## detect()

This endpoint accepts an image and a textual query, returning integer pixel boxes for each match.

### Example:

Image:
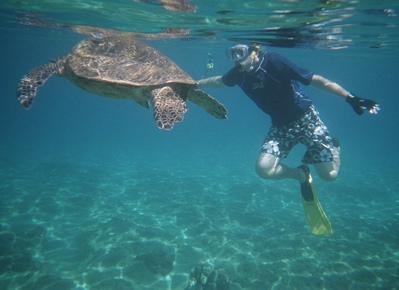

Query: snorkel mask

[226,44,250,63]
[227,43,262,71]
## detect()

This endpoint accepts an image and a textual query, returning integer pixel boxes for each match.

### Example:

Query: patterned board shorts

[261,106,340,164]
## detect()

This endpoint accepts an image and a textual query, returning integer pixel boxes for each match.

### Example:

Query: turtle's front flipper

[17,58,65,108]
[187,88,227,119]
[149,86,187,130]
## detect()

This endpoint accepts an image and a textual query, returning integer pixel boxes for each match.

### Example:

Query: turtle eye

[90,32,104,39]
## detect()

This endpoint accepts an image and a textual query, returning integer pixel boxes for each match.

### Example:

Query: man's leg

[313,155,340,181]
[299,106,341,182]
[256,152,306,182]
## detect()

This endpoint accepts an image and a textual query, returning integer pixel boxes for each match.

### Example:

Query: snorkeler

[197,44,380,235]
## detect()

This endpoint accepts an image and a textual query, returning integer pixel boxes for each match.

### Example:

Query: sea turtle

[17,26,227,130]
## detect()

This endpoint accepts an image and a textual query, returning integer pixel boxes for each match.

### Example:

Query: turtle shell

[67,34,194,87]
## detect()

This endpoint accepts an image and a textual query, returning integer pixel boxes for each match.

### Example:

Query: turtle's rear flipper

[149,86,187,130]
[187,88,227,119]
[17,59,65,108]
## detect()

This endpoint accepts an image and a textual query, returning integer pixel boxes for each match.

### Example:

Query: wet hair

[244,44,263,60]
[249,43,261,53]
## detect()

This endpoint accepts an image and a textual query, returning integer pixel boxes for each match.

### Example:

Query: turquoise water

[1,1,399,289]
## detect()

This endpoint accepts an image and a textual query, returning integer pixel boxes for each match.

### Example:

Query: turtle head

[149,86,188,130]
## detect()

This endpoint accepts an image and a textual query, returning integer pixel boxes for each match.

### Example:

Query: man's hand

[196,76,225,88]
[346,95,381,115]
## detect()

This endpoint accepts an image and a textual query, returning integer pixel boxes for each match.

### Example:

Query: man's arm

[197,75,226,88]
[310,74,380,115]
[310,74,351,99]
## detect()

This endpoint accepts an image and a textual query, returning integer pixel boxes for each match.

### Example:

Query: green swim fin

[299,166,333,236]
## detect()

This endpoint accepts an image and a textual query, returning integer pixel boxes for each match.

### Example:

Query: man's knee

[255,154,278,179]
[317,168,339,181]
[314,159,340,181]
[255,162,274,179]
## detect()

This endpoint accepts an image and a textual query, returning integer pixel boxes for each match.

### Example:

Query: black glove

[346,94,379,115]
